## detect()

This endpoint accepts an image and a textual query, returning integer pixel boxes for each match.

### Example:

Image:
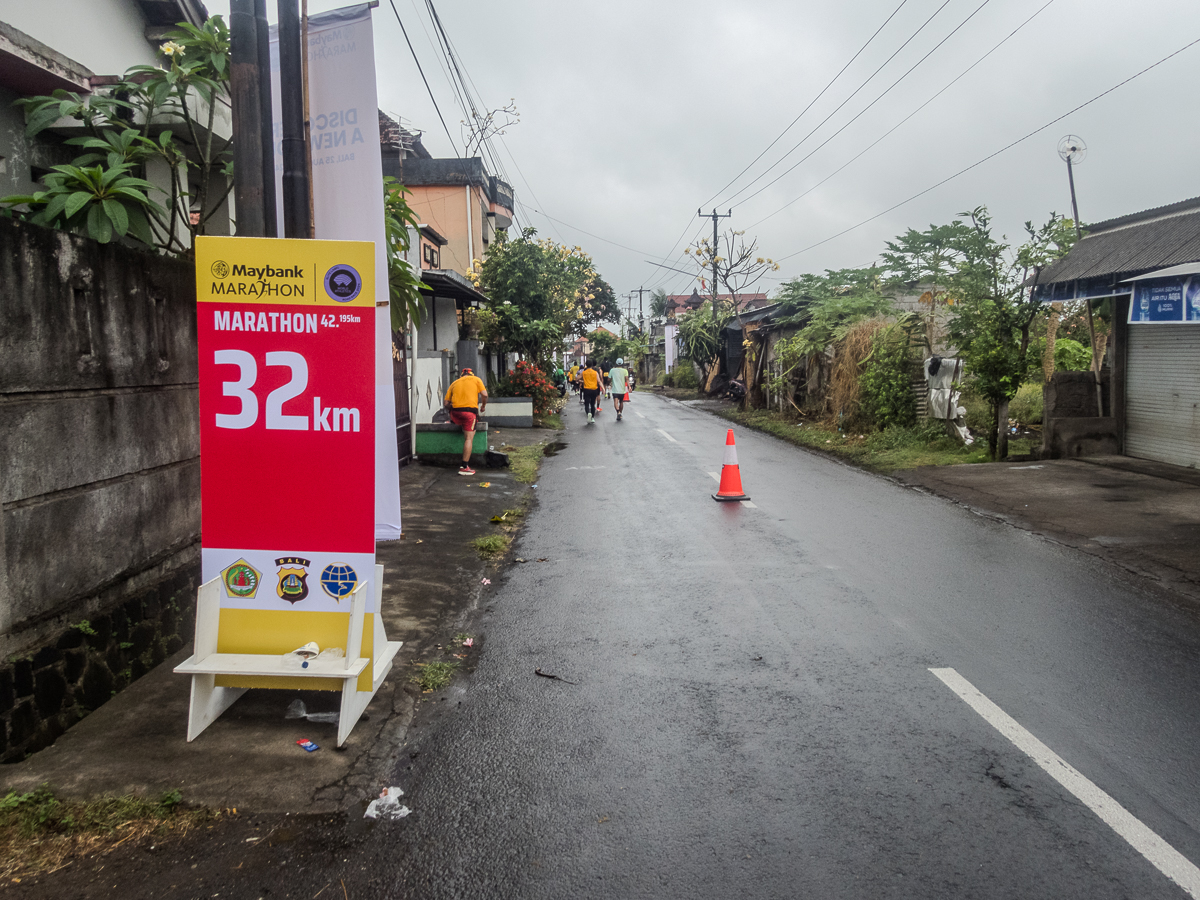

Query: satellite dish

[1058,135,1087,164]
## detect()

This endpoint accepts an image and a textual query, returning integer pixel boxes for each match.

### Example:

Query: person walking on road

[580,360,603,424]
[609,358,631,421]
[444,367,488,475]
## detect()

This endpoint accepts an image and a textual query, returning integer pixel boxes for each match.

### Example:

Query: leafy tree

[683,229,779,388]
[587,328,618,361]
[774,266,894,356]
[577,276,620,331]
[1,18,233,253]
[468,228,601,367]
[881,222,971,353]
[676,300,731,365]
[649,288,669,321]
[1053,337,1091,372]
[947,207,1076,459]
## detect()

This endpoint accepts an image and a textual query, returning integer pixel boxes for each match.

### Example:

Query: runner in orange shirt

[443,367,488,475]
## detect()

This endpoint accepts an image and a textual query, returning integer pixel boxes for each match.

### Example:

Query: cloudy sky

[208,0,1200,306]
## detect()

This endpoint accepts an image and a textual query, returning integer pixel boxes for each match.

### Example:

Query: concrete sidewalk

[0,428,556,813]
[894,456,1200,604]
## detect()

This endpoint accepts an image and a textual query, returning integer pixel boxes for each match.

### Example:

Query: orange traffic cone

[712,429,750,502]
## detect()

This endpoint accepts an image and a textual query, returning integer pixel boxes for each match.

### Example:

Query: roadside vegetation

[0,786,216,879]
[715,408,1036,472]
[506,444,545,484]
[473,534,510,558]
[659,204,1081,463]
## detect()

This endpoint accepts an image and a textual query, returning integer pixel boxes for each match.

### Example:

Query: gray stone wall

[0,217,201,760]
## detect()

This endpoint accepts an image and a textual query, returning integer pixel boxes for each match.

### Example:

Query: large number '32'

[214,350,309,430]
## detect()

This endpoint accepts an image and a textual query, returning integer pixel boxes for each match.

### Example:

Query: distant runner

[443,367,488,476]
[580,360,602,424]
[609,358,630,421]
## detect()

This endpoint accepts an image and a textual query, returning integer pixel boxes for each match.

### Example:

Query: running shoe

[587,413,594,424]
[458,465,475,475]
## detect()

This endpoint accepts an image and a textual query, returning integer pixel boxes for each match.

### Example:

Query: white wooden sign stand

[174,564,401,746]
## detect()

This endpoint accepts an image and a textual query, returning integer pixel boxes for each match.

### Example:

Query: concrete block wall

[0,217,201,760]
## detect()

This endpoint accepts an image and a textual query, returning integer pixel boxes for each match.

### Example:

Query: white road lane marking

[635,411,646,419]
[741,501,758,508]
[931,667,1200,898]
[657,429,678,443]
[707,472,720,481]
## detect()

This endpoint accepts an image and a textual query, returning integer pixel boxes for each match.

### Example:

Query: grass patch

[411,660,459,693]
[0,786,216,879]
[473,533,510,558]
[508,444,544,484]
[715,408,1035,472]
[533,413,563,430]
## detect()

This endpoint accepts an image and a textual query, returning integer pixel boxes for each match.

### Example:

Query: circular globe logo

[320,563,358,600]
[211,260,230,279]
[324,264,362,302]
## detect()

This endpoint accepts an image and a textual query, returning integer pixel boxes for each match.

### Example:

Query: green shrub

[672,365,699,389]
[1054,338,1091,372]
[1008,382,1044,425]
[858,330,916,429]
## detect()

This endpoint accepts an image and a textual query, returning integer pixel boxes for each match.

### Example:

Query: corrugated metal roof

[1038,208,1200,285]
[1089,196,1200,233]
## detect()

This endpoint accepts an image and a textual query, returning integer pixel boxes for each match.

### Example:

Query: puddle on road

[543,441,568,457]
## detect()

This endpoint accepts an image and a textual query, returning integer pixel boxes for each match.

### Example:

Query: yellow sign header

[195,236,375,308]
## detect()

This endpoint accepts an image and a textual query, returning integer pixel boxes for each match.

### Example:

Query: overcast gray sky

[208,0,1200,304]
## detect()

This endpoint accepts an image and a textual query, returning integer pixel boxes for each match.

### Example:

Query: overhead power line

[775,35,1200,263]
[731,0,995,211]
[701,0,911,208]
[386,0,458,155]
[747,0,1057,230]
[717,0,954,208]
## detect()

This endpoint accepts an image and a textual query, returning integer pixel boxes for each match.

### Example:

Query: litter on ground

[364,787,411,821]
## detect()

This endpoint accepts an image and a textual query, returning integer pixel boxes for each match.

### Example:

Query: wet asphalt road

[362,393,1200,899]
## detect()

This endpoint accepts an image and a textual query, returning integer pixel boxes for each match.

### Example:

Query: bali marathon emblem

[221,559,262,599]
[320,563,359,601]
[275,557,311,604]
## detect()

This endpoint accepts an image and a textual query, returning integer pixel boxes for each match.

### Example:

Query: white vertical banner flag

[271,4,403,540]
[664,323,677,373]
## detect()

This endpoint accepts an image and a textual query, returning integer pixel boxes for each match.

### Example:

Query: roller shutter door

[1125,325,1200,468]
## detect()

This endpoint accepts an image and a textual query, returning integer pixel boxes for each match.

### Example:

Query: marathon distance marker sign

[196,236,377,689]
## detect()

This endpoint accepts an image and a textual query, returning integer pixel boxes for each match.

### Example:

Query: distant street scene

[1,0,1199,897]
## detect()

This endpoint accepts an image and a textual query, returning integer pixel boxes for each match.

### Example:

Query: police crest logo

[274,557,311,603]
[320,563,358,601]
[221,559,262,598]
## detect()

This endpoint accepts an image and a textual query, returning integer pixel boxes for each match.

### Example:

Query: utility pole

[698,208,731,321]
[254,0,276,236]
[1058,135,1101,414]
[229,0,267,236]
[278,0,312,238]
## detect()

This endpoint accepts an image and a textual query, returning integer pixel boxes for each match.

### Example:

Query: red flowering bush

[492,360,559,416]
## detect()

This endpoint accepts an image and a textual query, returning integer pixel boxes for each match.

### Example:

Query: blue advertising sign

[1128,277,1200,323]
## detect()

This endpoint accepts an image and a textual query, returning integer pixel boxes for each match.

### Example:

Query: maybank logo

[228,263,305,279]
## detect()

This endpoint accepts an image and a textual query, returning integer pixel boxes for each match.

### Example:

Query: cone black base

[712,493,750,502]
